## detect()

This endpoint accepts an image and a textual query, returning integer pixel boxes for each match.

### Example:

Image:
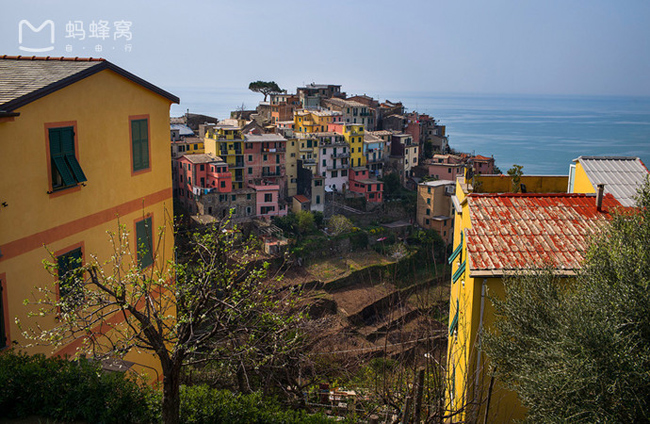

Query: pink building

[426,162,465,182]
[349,167,384,203]
[471,154,496,175]
[249,181,287,218]
[173,153,232,213]
[243,131,287,195]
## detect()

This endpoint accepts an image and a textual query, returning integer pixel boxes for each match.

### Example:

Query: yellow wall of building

[446,180,527,422]
[475,175,569,194]
[343,124,366,168]
[0,69,175,380]
[570,161,596,194]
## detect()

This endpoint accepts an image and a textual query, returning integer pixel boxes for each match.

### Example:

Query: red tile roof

[294,195,310,203]
[465,193,621,275]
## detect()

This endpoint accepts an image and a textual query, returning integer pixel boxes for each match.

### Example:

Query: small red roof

[294,195,310,203]
[473,155,493,161]
[465,193,621,274]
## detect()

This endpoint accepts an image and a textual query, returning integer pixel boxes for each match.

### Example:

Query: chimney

[596,184,605,211]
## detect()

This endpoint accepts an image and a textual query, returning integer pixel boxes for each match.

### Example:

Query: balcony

[230,161,245,169]
[331,152,350,159]
[262,171,283,177]
[302,158,316,166]
[263,147,286,153]
[327,163,349,171]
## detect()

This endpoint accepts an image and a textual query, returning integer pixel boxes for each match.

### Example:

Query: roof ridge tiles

[1,55,105,61]
[469,192,599,198]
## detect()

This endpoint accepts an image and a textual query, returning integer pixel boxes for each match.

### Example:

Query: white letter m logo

[19,20,55,52]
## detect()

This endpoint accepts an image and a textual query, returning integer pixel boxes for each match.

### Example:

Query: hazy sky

[3,0,650,99]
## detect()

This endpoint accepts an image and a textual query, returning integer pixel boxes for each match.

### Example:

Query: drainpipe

[596,184,605,211]
[474,279,487,404]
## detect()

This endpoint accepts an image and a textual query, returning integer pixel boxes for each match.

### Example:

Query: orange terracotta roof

[465,193,621,274]
[294,195,310,203]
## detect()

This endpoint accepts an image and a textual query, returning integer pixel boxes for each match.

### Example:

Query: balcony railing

[327,163,349,171]
[331,152,350,159]
[230,162,245,169]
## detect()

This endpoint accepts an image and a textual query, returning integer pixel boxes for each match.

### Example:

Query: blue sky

[2,0,650,99]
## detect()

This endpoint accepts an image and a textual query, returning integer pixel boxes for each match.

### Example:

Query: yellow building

[416,180,454,244]
[203,124,245,189]
[0,56,178,380]
[446,172,620,422]
[293,109,341,134]
[568,155,649,207]
[328,122,365,168]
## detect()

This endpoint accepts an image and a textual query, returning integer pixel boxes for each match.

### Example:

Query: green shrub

[180,385,330,424]
[0,351,155,423]
[348,231,368,250]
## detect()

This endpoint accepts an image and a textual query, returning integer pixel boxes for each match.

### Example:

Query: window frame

[45,122,85,196]
[55,243,85,313]
[129,115,152,175]
[134,215,154,270]
[0,273,9,349]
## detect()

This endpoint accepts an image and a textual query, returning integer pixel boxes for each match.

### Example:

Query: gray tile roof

[575,156,649,207]
[182,153,225,164]
[0,55,178,111]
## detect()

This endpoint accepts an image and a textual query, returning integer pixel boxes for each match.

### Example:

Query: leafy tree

[423,140,434,159]
[506,164,523,193]
[27,217,306,424]
[382,172,402,198]
[483,180,650,423]
[296,210,315,235]
[328,214,354,236]
[248,81,283,102]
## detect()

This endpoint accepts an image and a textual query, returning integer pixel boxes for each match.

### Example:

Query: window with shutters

[130,116,150,173]
[57,247,84,311]
[135,216,154,269]
[0,276,8,349]
[48,126,87,191]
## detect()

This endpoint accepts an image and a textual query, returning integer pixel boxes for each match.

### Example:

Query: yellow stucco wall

[446,180,527,422]
[475,175,569,193]
[0,68,175,381]
[570,161,596,194]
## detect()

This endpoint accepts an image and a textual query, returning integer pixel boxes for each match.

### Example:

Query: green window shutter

[52,156,76,186]
[65,154,87,183]
[136,217,154,269]
[132,119,149,171]
[448,232,463,264]
[0,280,6,347]
[449,299,459,335]
[49,127,80,187]
[58,248,83,309]
[452,260,466,283]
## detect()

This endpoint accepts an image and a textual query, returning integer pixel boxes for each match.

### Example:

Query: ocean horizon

[169,88,650,177]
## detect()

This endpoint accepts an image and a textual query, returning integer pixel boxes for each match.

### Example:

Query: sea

[169,88,650,176]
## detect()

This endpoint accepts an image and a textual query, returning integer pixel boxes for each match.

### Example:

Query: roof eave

[469,269,578,278]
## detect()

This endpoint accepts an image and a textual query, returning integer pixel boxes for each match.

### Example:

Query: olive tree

[484,180,650,422]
